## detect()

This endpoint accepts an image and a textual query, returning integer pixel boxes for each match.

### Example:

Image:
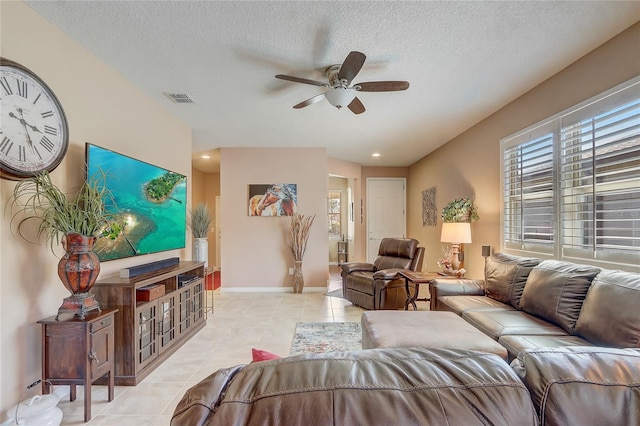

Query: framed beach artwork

[248,184,298,216]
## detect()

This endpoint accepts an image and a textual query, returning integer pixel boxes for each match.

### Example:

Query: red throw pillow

[251,348,281,362]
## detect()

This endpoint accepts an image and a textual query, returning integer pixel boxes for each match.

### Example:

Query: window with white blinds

[501,77,640,272]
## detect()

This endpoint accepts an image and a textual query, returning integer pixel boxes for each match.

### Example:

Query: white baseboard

[220,286,327,294]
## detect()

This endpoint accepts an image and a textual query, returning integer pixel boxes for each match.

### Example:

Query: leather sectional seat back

[575,269,640,348]
[171,348,538,426]
[519,260,601,334]
[484,252,540,309]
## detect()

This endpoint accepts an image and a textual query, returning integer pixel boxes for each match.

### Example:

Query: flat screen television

[85,143,187,261]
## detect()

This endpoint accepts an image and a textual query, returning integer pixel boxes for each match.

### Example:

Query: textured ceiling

[25,1,640,172]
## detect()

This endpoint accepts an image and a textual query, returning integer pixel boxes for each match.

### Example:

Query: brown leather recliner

[341,237,424,310]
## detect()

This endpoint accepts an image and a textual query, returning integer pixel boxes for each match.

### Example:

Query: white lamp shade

[441,222,472,244]
[325,88,356,109]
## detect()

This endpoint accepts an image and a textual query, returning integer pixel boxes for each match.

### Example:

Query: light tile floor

[58,286,368,425]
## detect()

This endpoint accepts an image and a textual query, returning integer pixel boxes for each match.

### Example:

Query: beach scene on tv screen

[87,144,187,261]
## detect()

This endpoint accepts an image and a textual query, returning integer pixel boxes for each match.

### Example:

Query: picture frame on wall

[248,184,298,216]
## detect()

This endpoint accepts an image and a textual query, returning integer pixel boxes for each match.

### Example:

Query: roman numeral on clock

[17,80,28,98]
[18,145,26,162]
[44,125,58,136]
[0,137,13,155]
[41,110,54,119]
[0,77,13,95]
[40,136,55,152]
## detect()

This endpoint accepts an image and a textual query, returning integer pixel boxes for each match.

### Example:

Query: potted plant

[441,196,479,223]
[188,202,212,267]
[7,170,116,318]
[288,213,315,293]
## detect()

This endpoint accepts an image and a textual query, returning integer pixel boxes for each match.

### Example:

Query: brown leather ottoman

[361,311,509,361]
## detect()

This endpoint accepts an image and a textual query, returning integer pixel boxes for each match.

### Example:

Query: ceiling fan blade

[293,93,326,109]
[355,81,410,92]
[275,74,329,87]
[338,51,366,84]
[347,97,365,115]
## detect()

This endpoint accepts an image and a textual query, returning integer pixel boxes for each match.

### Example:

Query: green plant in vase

[7,170,117,318]
[441,196,479,223]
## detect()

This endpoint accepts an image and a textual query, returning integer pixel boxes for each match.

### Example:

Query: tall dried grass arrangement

[188,203,212,238]
[289,213,315,261]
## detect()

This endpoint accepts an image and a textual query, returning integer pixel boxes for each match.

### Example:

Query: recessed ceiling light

[372,152,381,157]
[201,155,210,159]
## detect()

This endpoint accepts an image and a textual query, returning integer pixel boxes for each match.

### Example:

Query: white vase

[193,238,208,267]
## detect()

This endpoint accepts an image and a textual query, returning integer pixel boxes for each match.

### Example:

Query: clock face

[0,58,69,179]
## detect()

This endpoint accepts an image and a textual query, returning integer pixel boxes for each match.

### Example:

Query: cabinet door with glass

[137,303,157,370]
[178,285,192,336]
[157,293,178,355]
[190,280,205,326]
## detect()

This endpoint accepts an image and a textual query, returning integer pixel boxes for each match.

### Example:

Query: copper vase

[58,233,101,294]
[56,233,101,319]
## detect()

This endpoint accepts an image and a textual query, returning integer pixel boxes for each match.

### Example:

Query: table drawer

[90,315,113,333]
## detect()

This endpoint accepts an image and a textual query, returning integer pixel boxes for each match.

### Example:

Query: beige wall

[1,2,192,416]
[407,22,640,280]
[220,148,328,290]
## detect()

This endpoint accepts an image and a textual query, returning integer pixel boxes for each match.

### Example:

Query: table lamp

[440,222,472,271]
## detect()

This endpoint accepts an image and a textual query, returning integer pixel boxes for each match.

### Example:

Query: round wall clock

[0,57,69,180]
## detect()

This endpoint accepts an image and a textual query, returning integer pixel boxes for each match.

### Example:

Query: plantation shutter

[560,94,640,267]
[502,122,556,255]
[502,77,640,271]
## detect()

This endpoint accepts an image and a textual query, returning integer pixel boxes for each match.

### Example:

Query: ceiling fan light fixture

[325,88,356,109]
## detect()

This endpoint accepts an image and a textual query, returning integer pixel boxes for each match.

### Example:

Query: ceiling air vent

[163,92,195,104]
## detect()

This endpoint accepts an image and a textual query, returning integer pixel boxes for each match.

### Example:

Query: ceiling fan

[275,51,409,114]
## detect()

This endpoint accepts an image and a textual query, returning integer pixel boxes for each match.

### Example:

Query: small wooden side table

[38,308,118,422]
[398,271,457,310]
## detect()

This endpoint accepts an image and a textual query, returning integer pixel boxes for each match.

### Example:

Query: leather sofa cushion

[520,260,600,333]
[171,348,537,426]
[438,295,516,315]
[575,269,640,348]
[512,347,640,426]
[462,310,568,341]
[498,334,591,361]
[484,253,540,309]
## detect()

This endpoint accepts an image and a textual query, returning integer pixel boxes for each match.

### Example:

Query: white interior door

[366,178,406,262]
[215,196,221,269]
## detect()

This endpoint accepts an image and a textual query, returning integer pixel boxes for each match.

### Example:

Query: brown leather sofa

[171,346,640,425]
[430,252,640,360]
[171,347,538,425]
[341,237,424,310]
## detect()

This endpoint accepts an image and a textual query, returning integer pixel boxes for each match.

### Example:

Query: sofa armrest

[511,346,640,425]
[429,279,485,311]
[171,364,245,425]
[341,262,375,274]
